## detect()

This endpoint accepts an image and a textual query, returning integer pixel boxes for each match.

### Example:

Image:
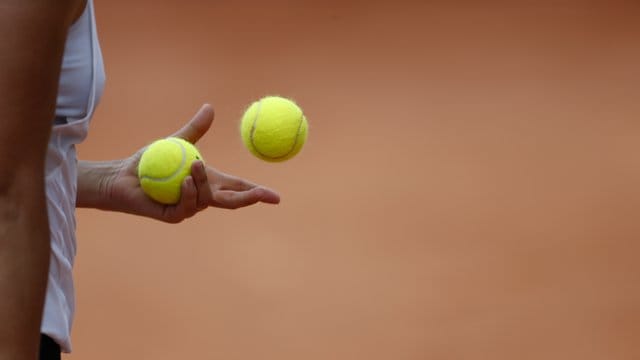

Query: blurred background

[68,0,640,359]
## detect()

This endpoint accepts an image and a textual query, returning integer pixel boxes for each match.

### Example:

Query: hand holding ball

[137,97,307,204]
[137,137,203,204]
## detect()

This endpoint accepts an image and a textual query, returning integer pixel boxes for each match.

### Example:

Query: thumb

[171,103,215,144]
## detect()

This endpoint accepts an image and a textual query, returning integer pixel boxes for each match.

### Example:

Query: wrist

[76,160,124,210]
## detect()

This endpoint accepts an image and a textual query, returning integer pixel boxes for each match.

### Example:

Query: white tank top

[42,0,105,352]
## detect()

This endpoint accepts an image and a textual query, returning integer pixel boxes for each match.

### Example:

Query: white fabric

[41,0,105,352]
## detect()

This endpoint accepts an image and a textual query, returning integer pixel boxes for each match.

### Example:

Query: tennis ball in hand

[240,96,308,162]
[137,137,203,204]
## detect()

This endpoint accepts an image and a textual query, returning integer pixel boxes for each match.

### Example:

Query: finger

[220,176,279,201]
[212,187,280,209]
[254,187,281,204]
[171,103,215,144]
[191,160,212,210]
[206,167,258,191]
[163,176,198,223]
[219,174,257,192]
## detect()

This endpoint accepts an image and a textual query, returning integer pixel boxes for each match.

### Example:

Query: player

[0,1,279,359]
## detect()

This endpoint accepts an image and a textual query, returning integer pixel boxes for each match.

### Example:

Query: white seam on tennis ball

[249,98,263,149]
[139,138,187,182]
[249,100,304,160]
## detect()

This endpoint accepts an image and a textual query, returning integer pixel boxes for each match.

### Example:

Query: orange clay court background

[68,1,640,359]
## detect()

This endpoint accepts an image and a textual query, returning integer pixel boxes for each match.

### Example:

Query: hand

[102,104,280,223]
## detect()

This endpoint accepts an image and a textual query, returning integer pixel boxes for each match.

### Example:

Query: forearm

[76,159,124,210]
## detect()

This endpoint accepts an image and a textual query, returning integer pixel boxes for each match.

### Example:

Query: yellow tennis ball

[240,96,308,162]
[137,137,203,204]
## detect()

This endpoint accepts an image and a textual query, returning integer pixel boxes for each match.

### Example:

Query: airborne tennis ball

[240,96,308,162]
[138,137,203,204]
